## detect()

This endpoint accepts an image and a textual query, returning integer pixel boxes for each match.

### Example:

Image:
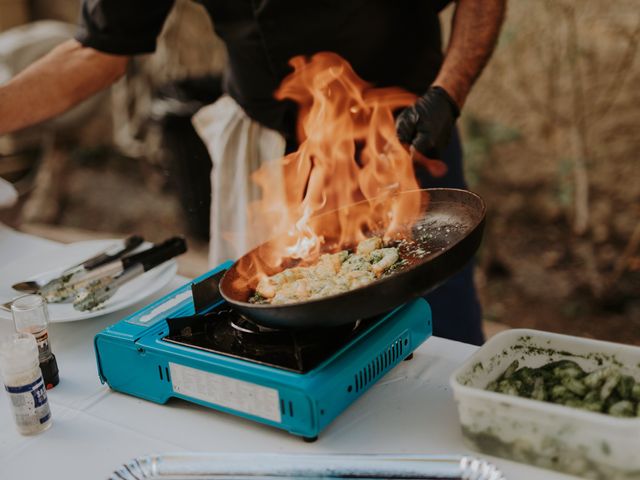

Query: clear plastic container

[450,329,640,480]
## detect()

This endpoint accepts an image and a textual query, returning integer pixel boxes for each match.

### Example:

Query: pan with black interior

[219,188,485,329]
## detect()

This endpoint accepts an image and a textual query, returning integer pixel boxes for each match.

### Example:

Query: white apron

[192,95,286,266]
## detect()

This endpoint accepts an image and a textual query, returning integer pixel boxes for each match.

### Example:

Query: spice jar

[0,332,52,435]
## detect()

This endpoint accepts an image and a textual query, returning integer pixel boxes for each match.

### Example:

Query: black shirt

[76,0,450,143]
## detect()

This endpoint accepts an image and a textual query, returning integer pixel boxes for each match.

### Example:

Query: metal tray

[110,453,506,479]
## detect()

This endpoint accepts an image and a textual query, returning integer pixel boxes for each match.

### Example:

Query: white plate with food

[0,239,178,322]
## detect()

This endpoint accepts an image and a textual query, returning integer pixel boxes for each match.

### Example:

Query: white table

[0,226,577,480]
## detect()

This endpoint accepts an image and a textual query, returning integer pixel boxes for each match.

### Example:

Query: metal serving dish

[110,453,506,479]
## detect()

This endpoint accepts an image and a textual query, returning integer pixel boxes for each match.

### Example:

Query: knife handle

[121,237,187,271]
[83,235,145,270]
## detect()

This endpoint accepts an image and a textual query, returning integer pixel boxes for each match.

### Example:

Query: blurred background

[0,0,638,343]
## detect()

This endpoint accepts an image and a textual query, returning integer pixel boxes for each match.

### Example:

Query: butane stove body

[94,262,432,441]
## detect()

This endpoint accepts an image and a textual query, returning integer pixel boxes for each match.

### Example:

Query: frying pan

[219,188,485,329]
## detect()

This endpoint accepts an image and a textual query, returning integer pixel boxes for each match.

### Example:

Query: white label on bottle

[32,328,52,363]
[169,363,281,423]
[5,377,51,428]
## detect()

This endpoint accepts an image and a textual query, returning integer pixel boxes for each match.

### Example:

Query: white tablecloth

[0,226,577,480]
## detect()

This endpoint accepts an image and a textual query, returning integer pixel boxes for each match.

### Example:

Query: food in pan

[251,237,400,305]
[486,359,640,417]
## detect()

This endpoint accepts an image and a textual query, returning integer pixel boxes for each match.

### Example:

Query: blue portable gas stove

[95,262,432,441]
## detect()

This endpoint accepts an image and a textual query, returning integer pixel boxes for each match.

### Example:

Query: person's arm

[0,39,129,135]
[434,0,506,108]
[396,0,506,160]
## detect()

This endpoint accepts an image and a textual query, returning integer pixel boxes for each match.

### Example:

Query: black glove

[396,86,460,159]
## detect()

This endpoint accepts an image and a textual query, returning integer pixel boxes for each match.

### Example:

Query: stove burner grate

[163,304,377,373]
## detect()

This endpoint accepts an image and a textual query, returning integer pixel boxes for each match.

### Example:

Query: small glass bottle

[0,332,52,435]
[11,294,59,389]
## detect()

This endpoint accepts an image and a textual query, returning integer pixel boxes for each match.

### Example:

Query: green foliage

[461,115,522,187]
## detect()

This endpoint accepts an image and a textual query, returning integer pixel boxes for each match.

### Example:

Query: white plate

[0,239,177,322]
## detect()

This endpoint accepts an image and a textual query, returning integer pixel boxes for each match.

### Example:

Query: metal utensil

[220,188,485,329]
[41,236,183,304]
[0,297,18,312]
[110,453,507,480]
[11,235,144,294]
[73,237,187,311]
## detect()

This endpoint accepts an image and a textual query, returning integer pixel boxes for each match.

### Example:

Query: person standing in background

[0,1,506,344]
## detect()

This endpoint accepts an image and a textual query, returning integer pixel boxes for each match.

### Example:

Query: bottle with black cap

[11,294,59,389]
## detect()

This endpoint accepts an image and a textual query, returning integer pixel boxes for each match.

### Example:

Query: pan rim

[219,188,486,309]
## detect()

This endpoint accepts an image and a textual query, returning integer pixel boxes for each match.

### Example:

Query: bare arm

[0,39,129,134]
[434,0,506,107]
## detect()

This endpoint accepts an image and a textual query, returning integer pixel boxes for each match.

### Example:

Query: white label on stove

[169,363,281,423]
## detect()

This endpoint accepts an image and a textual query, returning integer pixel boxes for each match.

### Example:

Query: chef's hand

[396,86,460,160]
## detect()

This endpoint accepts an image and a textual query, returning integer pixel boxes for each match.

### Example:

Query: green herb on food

[486,360,640,417]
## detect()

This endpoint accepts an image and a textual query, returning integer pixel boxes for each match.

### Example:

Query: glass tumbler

[11,294,59,388]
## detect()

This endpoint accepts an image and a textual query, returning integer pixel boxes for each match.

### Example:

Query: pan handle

[191,269,228,313]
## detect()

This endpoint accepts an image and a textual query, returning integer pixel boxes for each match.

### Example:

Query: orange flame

[236,52,425,290]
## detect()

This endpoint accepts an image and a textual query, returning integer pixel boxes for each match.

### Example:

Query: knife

[78,235,145,270]
[73,236,187,311]
[12,235,145,294]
